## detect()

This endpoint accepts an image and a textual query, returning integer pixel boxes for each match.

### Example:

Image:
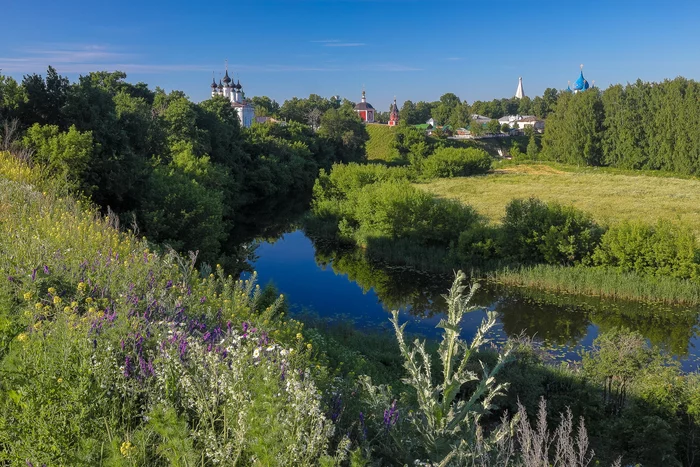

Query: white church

[210,64,255,128]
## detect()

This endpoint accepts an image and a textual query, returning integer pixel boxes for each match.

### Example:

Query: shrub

[502,197,603,266]
[351,180,479,247]
[592,220,700,280]
[420,147,492,178]
[455,224,505,267]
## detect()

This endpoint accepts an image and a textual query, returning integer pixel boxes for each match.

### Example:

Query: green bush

[455,224,504,267]
[351,180,479,247]
[419,147,492,178]
[592,220,700,280]
[502,197,603,266]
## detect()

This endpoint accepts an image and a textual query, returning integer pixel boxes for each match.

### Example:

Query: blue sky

[1,0,699,111]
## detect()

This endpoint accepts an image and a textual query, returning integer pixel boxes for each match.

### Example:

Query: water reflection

[249,230,700,370]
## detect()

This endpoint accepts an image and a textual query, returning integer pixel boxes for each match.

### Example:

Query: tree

[250,96,280,117]
[23,123,93,189]
[527,134,539,158]
[448,102,471,128]
[318,107,369,163]
[399,100,418,125]
[486,119,501,134]
[18,66,69,127]
[517,95,532,115]
[414,101,434,124]
[432,93,461,126]
[501,123,510,133]
[0,74,25,121]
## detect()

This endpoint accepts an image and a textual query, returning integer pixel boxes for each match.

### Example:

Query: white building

[209,64,255,128]
[498,115,545,133]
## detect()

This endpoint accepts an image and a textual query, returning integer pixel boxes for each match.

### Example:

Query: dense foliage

[0,68,369,267]
[419,147,492,178]
[543,77,700,175]
[308,163,700,295]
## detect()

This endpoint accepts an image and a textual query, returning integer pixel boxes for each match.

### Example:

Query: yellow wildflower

[53,296,62,305]
[88,307,96,314]
[33,321,42,330]
[77,281,86,293]
[307,343,313,350]
[71,301,78,308]
[120,441,135,458]
[16,333,28,342]
[63,306,72,313]
[85,297,93,304]
[296,333,303,340]
[35,302,43,310]
[48,287,57,295]
[57,377,63,384]
[23,292,33,301]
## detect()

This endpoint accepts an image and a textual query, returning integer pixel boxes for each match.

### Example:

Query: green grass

[365,123,397,162]
[492,264,700,305]
[418,162,700,238]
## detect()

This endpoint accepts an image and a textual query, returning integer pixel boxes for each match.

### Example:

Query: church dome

[236,80,242,90]
[573,70,586,91]
[218,80,223,90]
[211,77,217,89]
[223,70,231,84]
[354,101,374,110]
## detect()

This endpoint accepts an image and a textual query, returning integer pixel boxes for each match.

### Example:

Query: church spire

[515,76,524,99]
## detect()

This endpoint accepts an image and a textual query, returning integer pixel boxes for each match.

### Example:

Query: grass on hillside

[365,124,397,162]
[418,163,700,238]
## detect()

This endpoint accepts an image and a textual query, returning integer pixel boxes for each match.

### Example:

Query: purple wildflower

[200,296,206,304]
[124,356,132,378]
[383,400,399,431]
[359,412,367,440]
[178,339,188,360]
[7,276,14,282]
[330,393,343,423]
[26,461,34,467]
[165,280,173,289]
[43,265,49,275]
[31,268,37,281]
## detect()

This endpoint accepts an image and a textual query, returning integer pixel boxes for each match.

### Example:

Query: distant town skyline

[2,0,699,111]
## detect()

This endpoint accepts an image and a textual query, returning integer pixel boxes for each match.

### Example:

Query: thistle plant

[389,270,513,465]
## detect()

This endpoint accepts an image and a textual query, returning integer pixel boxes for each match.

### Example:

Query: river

[245,229,700,371]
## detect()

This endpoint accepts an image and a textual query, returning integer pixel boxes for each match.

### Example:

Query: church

[353,90,375,123]
[209,64,255,128]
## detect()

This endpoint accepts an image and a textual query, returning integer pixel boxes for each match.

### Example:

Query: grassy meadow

[364,123,397,162]
[419,163,700,237]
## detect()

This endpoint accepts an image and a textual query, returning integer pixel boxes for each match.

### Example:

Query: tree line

[0,67,369,267]
[542,77,700,175]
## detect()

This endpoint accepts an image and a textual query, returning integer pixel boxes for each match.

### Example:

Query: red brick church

[353,90,375,123]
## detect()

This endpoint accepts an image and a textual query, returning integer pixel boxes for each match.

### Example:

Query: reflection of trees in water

[225,194,312,274]
[493,290,592,347]
[499,287,699,357]
[309,238,451,317]
[591,307,699,357]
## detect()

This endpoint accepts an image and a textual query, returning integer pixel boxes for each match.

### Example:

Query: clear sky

[1,0,699,111]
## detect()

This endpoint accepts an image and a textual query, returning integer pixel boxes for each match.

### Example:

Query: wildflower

[85,297,93,304]
[53,296,62,305]
[33,321,42,331]
[23,292,33,301]
[63,306,72,313]
[16,333,28,342]
[31,269,37,281]
[71,301,78,308]
[296,333,303,340]
[57,377,63,384]
[77,281,86,293]
[120,441,135,458]
[88,307,96,314]
[383,400,399,431]
[307,343,313,350]
[47,287,57,295]
[43,265,50,275]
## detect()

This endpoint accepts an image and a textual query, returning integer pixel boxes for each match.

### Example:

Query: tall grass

[492,264,700,305]
[419,162,700,239]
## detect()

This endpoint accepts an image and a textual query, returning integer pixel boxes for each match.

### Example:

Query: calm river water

[248,229,700,371]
